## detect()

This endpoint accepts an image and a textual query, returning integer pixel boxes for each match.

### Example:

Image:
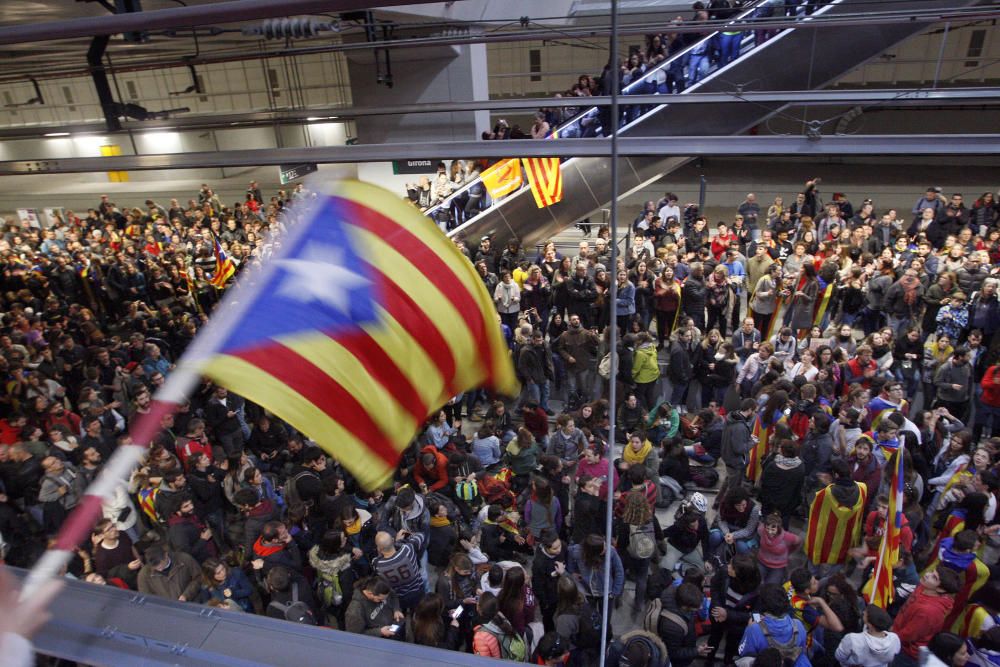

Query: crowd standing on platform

[1,170,1000,667]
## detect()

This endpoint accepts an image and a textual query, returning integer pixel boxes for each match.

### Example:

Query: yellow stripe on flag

[202,355,396,488]
[279,331,421,452]
[522,157,563,208]
[337,181,518,398]
[350,226,491,393]
[480,158,523,199]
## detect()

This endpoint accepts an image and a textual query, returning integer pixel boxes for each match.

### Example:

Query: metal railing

[426,0,784,230]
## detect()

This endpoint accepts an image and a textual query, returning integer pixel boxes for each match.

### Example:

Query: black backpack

[267,582,317,625]
[574,600,607,650]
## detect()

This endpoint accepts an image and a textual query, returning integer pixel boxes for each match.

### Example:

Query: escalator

[432,0,989,249]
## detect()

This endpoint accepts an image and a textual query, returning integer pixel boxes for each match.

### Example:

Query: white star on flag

[273,244,369,315]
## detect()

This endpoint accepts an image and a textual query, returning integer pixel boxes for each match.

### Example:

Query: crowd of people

[0,172,999,667]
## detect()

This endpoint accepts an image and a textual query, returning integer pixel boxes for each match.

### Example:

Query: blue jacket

[616,281,637,316]
[567,543,624,599]
[738,615,811,667]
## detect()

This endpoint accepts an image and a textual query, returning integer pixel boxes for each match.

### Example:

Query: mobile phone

[451,606,464,620]
[752,613,762,623]
[388,624,400,633]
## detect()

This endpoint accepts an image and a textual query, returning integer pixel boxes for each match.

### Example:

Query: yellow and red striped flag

[480,158,523,199]
[863,443,904,607]
[209,235,237,288]
[181,181,519,489]
[805,481,868,566]
[522,157,563,208]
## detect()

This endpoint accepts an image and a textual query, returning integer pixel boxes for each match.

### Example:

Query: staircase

[432,0,990,249]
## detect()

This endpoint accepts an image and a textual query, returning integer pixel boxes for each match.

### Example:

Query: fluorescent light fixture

[44,132,70,137]
[306,116,338,122]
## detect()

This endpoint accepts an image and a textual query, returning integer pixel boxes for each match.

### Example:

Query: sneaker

[544,409,555,416]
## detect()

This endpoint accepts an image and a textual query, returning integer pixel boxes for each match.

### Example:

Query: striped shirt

[374,533,426,597]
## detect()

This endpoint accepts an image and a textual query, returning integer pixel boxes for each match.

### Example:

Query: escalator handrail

[550,0,767,138]
[425,0,779,228]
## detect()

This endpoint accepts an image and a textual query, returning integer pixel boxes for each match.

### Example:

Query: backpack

[315,567,343,609]
[267,583,317,625]
[284,470,314,507]
[574,600,606,650]
[760,620,802,665]
[641,598,687,636]
[627,524,656,560]
[598,352,612,379]
[689,466,719,489]
[483,624,528,662]
[455,479,479,503]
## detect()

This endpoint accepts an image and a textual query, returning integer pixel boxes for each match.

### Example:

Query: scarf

[430,515,452,528]
[345,519,362,536]
[775,454,801,469]
[623,439,653,465]
[252,537,284,558]
[899,273,920,306]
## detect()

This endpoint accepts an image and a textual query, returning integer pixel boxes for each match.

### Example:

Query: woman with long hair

[497,565,537,637]
[709,487,761,559]
[653,265,681,347]
[199,557,254,612]
[568,533,625,605]
[408,593,462,650]
[617,487,655,612]
[524,476,562,544]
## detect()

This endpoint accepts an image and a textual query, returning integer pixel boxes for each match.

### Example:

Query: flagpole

[19,373,196,599]
[599,0,620,664]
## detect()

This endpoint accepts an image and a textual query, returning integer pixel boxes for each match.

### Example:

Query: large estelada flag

[522,157,563,208]
[480,158,523,199]
[180,181,520,489]
[805,480,868,565]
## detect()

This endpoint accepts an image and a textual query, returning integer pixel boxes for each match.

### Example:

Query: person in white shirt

[834,605,901,667]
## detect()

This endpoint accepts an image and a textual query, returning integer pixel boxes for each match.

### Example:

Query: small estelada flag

[522,157,563,208]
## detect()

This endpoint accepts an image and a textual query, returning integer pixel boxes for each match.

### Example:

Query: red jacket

[983,365,1000,408]
[892,584,953,658]
[177,438,213,469]
[413,445,450,492]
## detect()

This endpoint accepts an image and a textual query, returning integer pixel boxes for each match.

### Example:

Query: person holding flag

[862,441,906,610]
[208,235,237,288]
[744,390,789,485]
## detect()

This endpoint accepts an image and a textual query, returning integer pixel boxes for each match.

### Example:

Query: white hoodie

[834,629,902,667]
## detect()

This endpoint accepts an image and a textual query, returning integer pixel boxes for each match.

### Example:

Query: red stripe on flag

[806,488,825,556]
[340,199,498,382]
[233,344,401,467]
[372,265,460,396]
[332,328,427,422]
[526,158,557,207]
[819,509,841,562]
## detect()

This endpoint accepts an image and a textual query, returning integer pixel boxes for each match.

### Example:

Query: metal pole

[0,0,443,46]
[932,22,951,88]
[599,0,620,664]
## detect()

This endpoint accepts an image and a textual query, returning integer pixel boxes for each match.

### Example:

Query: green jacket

[632,343,660,384]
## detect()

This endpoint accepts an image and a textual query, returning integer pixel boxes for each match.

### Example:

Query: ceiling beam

[3,134,1000,174]
[0,0,445,46]
[1,87,999,139]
